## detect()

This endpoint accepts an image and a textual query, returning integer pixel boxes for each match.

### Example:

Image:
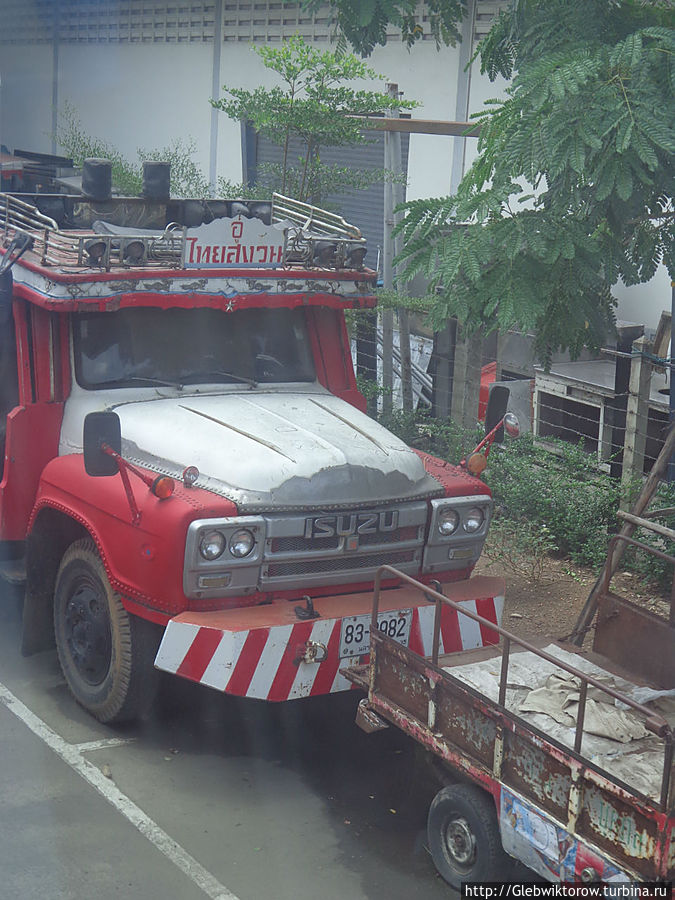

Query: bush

[57,103,234,198]
[485,436,619,569]
[379,410,621,570]
[620,480,675,590]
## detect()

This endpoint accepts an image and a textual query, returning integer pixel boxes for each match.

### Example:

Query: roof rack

[0,191,368,273]
[271,193,362,240]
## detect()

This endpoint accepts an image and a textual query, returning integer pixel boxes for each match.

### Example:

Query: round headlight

[438,508,460,536]
[199,530,226,560]
[464,507,485,533]
[229,529,255,558]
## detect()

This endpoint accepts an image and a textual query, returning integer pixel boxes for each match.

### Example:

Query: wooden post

[390,110,413,412]
[608,323,645,479]
[381,83,397,415]
[356,309,378,417]
[450,327,468,423]
[451,326,484,428]
[431,319,456,419]
[463,329,484,429]
[620,335,653,503]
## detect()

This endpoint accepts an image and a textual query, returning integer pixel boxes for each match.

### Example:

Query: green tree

[303,0,466,56]
[395,0,674,362]
[57,103,214,197]
[210,34,415,203]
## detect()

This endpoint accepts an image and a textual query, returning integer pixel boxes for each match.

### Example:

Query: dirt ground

[474,547,670,642]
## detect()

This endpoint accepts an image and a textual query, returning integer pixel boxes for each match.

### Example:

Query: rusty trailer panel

[500,729,571,822]
[365,641,673,880]
[347,566,675,883]
[594,592,675,689]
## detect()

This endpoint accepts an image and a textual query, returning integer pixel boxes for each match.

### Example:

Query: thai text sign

[185,216,284,268]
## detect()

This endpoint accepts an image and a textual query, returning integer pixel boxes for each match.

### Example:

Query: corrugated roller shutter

[254,130,410,271]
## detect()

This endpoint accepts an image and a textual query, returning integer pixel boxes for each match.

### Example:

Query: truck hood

[112,390,442,512]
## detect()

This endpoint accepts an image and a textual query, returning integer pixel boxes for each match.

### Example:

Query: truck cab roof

[0,189,377,311]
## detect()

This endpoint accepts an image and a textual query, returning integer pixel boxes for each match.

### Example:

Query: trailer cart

[345,548,674,888]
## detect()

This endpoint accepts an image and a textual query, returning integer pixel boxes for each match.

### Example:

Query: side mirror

[503,412,520,438]
[83,411,121,476]
[484,384,509,442]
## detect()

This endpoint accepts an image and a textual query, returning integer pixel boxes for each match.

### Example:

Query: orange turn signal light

[467,452,488,476]
[151,475,175,499]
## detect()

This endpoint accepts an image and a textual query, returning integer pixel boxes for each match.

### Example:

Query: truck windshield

[73,306,315,390]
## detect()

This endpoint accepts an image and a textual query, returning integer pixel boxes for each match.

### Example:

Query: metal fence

[350,306,672,488]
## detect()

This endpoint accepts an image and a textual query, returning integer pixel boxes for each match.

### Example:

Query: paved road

[0,587,453,900]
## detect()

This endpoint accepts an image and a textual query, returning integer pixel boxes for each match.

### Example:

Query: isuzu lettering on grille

[304,510,399,539]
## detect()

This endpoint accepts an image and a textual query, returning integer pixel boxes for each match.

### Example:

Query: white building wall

[613,267,672,333]
[0,43,54,155]
[60,44,215,176]
[0,0,668,330]
[368,43,462,201]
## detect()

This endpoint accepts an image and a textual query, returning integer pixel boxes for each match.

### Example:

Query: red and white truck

[0,174,505,723]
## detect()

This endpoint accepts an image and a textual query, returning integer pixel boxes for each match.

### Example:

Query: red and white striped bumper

[154,575,505,702]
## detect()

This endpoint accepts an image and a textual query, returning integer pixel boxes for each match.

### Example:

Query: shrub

[379,410,621,570]
[485,435,619,569]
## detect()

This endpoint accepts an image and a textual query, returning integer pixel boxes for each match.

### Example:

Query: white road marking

[74,738,137,752]
[0,681,240,900]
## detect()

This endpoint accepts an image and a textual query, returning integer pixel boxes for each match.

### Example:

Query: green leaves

[396,0,674,363]
[56,103,211,197]
[211,35,416,202]
[303,1,465,56]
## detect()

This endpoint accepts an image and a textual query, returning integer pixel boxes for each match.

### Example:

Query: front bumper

[154,575,505,701]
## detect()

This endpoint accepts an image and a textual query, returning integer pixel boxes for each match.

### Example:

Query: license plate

[339,609,412,658]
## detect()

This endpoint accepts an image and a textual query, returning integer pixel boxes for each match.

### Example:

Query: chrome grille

[260,502,427,590]
[270,525,420,554]
[266,550,417,579]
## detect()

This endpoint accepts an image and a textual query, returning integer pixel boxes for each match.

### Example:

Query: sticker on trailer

[499,788,630,884]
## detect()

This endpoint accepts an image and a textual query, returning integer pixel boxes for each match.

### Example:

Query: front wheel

[427,783,510,889]
[53,538,160,724]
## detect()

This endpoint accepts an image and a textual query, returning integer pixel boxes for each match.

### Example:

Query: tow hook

[294,640,328,666]
[294,596,320,620]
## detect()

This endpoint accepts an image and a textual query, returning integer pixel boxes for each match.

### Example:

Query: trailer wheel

[427,783,508,888]
[53,538,159,724]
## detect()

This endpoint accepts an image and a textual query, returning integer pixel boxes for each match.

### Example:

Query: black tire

[53,538,160,724]
[427,783,510,889]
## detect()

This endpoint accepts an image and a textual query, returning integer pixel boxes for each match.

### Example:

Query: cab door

[0,275,66,542]
[0,271,19,472]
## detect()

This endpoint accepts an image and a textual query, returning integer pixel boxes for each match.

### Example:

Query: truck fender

[22,507,88,655]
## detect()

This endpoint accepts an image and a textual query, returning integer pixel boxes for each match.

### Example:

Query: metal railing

[272,192,363,240]
[1,191,369,273]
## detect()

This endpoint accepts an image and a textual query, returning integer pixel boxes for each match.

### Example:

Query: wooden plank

[349,116,481,137]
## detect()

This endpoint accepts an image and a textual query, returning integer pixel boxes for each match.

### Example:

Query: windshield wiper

[111,375,185,390]
[186,370,258,389]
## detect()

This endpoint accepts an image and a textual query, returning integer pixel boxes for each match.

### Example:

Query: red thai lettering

[186,237,198,264]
